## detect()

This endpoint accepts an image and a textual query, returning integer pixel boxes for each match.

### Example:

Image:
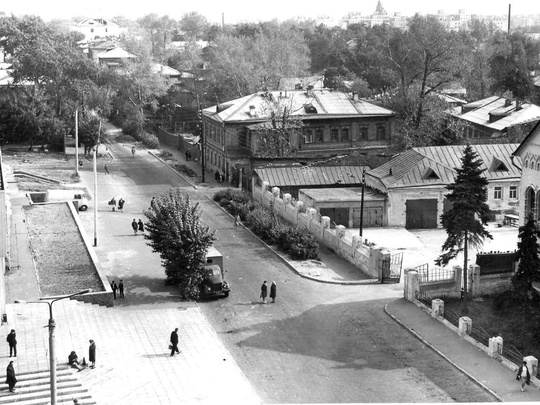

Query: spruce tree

[144,188,216,299]
[436,145,492,312]
[512,217,540,303]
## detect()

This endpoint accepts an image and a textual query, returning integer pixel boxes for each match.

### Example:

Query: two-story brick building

[201,89,394,184]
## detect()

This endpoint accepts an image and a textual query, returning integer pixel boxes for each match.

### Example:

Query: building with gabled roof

[97,47,137,67]
[69,18,123,41]
[451,96,540,143]
[367,144,521,228]
[512,121,540,224]
[201,89,395,187]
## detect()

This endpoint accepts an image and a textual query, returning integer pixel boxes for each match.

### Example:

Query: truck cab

[201,246,230,298]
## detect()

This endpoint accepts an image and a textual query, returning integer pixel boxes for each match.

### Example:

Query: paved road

[81,135,496,403]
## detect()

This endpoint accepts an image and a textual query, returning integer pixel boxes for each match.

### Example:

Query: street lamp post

[359,167,366,237]
[15,289,89,405]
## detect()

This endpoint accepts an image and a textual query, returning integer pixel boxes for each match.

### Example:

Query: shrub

[140,132,159,149]
[287,226,319,260]
[158,150,173,160]
[121,120,140,137]
[213,188,251,205]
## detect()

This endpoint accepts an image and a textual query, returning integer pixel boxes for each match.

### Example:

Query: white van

[46,189,89,211]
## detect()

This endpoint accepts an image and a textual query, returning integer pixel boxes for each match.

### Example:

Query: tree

[512,217,540,303]
[179,12,209,40]
[436,145,492,313]
[144,189,216,299]
[254,94,303,157]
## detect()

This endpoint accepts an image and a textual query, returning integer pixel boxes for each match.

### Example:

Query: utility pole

[93,121,100,247]
[196,93,205,183]
[508,4,511,33]
[359,167,366,237]
[75,110,79,176]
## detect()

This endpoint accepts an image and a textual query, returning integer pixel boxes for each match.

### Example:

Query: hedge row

[213,188,319,260]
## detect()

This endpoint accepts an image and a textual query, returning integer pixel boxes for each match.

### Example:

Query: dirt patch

[24,204,104,296]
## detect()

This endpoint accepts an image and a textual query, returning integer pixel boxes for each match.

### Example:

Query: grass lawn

[445,293,540,362]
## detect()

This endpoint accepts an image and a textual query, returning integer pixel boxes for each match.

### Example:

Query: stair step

[0,369,74,383]
[0,386,88,404]
[0,381,81,398]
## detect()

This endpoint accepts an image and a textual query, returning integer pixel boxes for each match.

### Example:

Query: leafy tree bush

[144,188,216,299]
[287,226,319,260]
[140,132,159,148]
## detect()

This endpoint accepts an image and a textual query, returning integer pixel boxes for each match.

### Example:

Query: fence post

[432,299,444,318]
[488,336,503,357]
[404,270,419,302]
[458,317,472,336]
[524,356,538,378]
[470,264,480,297]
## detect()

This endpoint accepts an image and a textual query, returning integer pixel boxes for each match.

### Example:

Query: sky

[3,0,539,25]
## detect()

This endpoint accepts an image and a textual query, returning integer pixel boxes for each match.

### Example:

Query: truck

[200,246,230,298]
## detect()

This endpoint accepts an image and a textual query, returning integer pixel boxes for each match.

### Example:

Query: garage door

[405,199,438,229]
[353,207,384,227]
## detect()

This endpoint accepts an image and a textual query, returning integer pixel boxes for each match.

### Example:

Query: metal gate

[382,252,404,283]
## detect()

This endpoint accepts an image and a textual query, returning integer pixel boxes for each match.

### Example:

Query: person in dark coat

[6,329,16,357]
[6,361,17,392]
[118,198,125,212]
[68,351,83,371]
[104,164,110,175]
[88,340,96,369]
[270,281,277,303]
[111,281,118,299]
[517,361,531,391]
[119,280,124,298]
[260,281,268,304]
[170,328,180,356]
[138,219,145,233]
[131,219,138,235]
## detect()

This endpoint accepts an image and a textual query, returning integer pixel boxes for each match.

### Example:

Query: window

[340,127,350,142]
[494,186,502,200]
[303,128,314,144]
[331,127,339,142]
[359,126,368,141]
[509,186,517,199]
[376,125,386,140]
[315,128,324,143]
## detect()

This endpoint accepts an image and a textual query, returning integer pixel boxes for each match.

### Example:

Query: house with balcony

[201,89,395,185]
[450,96,540,144]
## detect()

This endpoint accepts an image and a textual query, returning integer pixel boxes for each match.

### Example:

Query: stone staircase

[0,367,95,404]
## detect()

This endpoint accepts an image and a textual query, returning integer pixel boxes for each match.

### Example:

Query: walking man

[517,361,531,391]
[111,281,118,299]
[118,198,125,212]
[234,214,241,229]
[260,281,268,304]
[88,340,96,369]
[131,146,136,157]
[104,164,110,175]
[170,328,180,356]
[270,281,277,303]
[131,219,138,235]
[138,219,145,234]
[119,280,124,298]
[6,329,16,358]
[6,361,17,393]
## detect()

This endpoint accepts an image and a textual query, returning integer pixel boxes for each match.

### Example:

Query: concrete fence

[253,182,389,280]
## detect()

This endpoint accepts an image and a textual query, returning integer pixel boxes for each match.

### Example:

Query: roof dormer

[423,168,440,180]
[491,157,509,172]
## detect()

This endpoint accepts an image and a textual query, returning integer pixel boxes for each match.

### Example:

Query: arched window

[525,159,529,169]
[524,186,537,221]
[537,161,540,171]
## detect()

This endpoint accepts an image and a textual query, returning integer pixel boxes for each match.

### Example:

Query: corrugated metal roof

[254,165,369,187]
[452,96,540,131]
[202,90,394,123]
[368,144,521,190]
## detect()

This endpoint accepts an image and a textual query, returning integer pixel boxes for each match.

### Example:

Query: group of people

[108,197,125,212]
[131,219,145,235]
[260,280,277,304]
[110,280,125,299]
[214,170,225,183]
[68,339,96,372]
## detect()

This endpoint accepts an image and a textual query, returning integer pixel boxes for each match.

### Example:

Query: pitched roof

[368,144,521,192]
[513,120,540,158]
[277,76,324,91]
[254,165,369,187]
[202,90,394,124]
[150,63,181,77]
[98,47,137,60]
[452,96,540,131]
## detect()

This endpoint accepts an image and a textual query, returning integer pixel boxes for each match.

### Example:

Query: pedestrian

[138,219,145,233]
[88,340,96,369]
[5,361,17,393]
[131,146,136,157]
[119,279,124,298]
[260,281,268,304]
[219,172,224,183]
[517,361,531,391]
[108,197,116,211]
[78,160,83,168]
[234,214,241,229]
[131,219,138,235]
[150,196,156,209]
[68,351,83,372]
[270,281,277,303]
[6,329,16,357]
[104,164,110,175]
[118,198,125,212]
[111,281,118,299]
[170,328,180,356]
[185,149,190,161]
[215,170,220,181]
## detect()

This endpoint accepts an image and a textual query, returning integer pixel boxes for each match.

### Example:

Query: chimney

[516,100,522,110]
[249,105,256,117]
[504,99,512,107]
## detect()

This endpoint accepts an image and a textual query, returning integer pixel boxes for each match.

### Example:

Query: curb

[207,196,378,286]
[384,302,503,402]
[147,150,199,190]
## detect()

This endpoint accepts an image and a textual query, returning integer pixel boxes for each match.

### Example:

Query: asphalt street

[78,131,497,403]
